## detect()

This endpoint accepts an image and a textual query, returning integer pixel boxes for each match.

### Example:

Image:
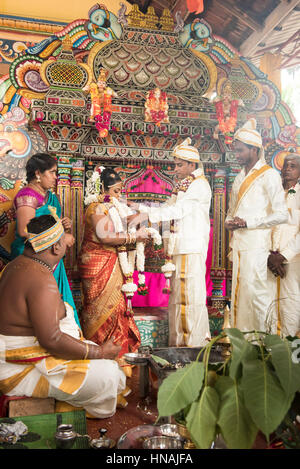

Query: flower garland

[161,172,200,293]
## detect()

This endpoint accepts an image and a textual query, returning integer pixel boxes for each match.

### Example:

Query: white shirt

[226,159,288,251]
[275,182,300,262]
[139,168,211,255]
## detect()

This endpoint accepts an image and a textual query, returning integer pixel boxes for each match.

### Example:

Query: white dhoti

[267,259,300,337]
[0,304,126,419]
[231,248,273,332]
[168,253,211,347]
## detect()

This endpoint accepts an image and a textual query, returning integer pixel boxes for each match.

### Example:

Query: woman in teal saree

[11,153,80,328]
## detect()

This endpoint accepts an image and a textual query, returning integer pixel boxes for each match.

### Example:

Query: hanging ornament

[213,80,244,144]
[83,68,118,138]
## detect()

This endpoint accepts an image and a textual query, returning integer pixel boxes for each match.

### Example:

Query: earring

[36,175,41,183]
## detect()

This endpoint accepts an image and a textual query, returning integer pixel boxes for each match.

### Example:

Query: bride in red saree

[78,168,147,382]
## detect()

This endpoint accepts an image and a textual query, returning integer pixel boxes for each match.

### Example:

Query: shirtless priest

[0,214,126,418]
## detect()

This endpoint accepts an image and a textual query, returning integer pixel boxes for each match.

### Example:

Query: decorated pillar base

[210,269,227,312]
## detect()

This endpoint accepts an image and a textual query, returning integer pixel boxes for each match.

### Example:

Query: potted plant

[157,328,300,449]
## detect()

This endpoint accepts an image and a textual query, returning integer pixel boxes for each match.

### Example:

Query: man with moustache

[225,118,288,333]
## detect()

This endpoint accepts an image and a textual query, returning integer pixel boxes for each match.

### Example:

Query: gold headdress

[26,207,64,253]
[97,68,109,83]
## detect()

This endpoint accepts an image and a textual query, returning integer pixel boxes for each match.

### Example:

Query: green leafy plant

[157,329,300,449]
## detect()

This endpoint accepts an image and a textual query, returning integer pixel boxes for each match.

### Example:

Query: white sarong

[168,253,211,347]
[0,303,126,418]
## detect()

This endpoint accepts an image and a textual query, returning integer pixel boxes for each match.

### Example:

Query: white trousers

[267,260,300,337]
[168,253,211,347]
[230,247,273,332]
[0,335,126,419]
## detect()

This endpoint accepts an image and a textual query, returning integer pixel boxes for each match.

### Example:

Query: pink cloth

[132,271,169,307]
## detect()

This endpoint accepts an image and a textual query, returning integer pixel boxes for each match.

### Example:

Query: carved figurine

[145,87,169,127]
[213,80,244,144]
[83,68,118,138]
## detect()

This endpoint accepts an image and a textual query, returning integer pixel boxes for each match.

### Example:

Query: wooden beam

[252,29,300,55]
[213,0,263,31]
[240,0,300,57]
[171,0,190,21]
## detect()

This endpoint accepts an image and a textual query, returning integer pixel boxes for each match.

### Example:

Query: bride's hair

[100,168,122,191]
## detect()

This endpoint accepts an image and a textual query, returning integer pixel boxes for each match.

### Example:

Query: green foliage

[216,376,258,449]
[157,361,204,417]
[157,329,300,449]
[186,386,219,449]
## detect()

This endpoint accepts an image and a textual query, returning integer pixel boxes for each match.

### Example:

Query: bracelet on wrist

[83,343,89,360]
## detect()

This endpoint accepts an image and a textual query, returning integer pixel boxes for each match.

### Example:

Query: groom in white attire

[130,138,212,347]
[225,118,288,333]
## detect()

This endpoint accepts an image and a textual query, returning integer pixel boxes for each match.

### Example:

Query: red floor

[86,366,159,447]
[86,366,269,449]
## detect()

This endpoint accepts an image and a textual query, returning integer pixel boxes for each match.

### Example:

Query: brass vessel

[176,423,196,449]
[218,305,231,357]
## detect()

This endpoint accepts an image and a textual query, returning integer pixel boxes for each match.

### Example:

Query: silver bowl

[89,437,115,449]
[143,436,184,449]
[159,424,181,439]
[123,352,149,365]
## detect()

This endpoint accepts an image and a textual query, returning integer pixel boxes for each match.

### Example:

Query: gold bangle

[83,343,89,360]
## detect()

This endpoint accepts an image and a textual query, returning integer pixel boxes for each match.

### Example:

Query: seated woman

[11,152,80,327]
[78,168,148,381]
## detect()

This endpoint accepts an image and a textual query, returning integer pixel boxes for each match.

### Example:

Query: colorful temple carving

[1,3,299,330]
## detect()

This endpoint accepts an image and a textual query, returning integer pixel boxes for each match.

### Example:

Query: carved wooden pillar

[210,167,227,311]
[225,164,240,300]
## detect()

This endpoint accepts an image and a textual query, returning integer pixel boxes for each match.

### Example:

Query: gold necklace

[22,254,53,273]
[28,182,46,197]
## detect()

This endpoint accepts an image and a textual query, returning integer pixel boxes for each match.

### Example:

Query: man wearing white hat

[131,138,212,347]
[225,118,288,333]
[267,153,300,337]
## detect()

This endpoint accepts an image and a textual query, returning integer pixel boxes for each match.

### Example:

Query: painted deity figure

[213,81,244,144]
[145,87,169,127]
[83,69,118,138]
